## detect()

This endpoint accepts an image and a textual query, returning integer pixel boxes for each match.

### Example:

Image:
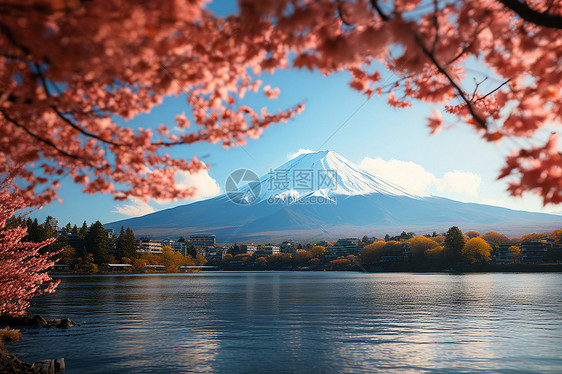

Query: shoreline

[0,313,73,373]
[49,263,562,275]
[0,343,43,374]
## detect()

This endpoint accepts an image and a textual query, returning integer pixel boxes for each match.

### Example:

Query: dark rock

[33,360,55,374]
[55,358,65,371]
[59,318,74,328]
[32,358,65,373]
[31,315,48,327]
[0,344,44,373]
[45,317,75,328]
[1,313,75,329]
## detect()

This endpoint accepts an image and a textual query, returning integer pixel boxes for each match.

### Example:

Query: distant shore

[49,263,562,275]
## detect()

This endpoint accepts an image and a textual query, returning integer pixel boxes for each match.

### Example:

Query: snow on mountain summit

[236,150,422,204]
[107,149,562,241]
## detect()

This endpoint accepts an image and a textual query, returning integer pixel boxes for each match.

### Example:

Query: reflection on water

[9,272,562,373]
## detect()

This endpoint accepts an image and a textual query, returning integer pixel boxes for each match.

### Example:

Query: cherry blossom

[0,0,561,206]
[0,176,59,316]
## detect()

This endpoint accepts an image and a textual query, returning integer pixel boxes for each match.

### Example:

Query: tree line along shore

[15,216,562,274]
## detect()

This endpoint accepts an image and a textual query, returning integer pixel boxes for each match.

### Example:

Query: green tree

[122,228,138,259]
[115,226,138,260]
[444,226,465,261]
[86,221,110,264]
[62,222,73,235]
[46,232,68,255]
[185,243,197,258]
[24,217,50,244]
[79,221,89,239]
[115,226,126,259]
[60,245,78,270]
[75,221,90,258]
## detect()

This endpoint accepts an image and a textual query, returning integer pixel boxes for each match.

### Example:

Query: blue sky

[27,2,559,227]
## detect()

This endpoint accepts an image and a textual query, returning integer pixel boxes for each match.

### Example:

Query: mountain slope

[106,151,562,241]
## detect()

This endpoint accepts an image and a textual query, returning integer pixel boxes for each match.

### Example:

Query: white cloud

[287,148,314,160]
[359,157,435,196]
[114,170,221,217]
[437,171,481,197]
[359,157,482,198]
[174,169,221,201]
[154,169,221,205]
[114,198,155,217]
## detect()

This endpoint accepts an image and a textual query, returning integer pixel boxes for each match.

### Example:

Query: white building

[254,245,280,256]
[137,238,163,254]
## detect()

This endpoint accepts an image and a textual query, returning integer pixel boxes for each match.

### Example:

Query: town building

[240,244,257,255]
[380,243,411,263]
[162,239,187,256]
[137,237,163,254]
[254,245,280,256]
[521,239,553,263]
[205,247,226,260]
[66,234,81,250]
[189,234,216,248]
[189,234,216,257]
[105,228,115,239]
[336,238,360,246]
[493,244,516,263]
[279,241,298,253]
[325,238,362,258]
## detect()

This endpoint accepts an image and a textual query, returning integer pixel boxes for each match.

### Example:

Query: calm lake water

[9,272,562,373]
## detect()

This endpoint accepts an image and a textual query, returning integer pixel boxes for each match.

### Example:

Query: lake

[9,272,562,373]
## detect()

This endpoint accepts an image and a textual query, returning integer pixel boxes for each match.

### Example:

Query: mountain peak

[107,150,562,241]
[234,150,422,205]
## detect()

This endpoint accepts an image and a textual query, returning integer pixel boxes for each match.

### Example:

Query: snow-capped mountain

[106,151,562,242]
[235,150,421,205]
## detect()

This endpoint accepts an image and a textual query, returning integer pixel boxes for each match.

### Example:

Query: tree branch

[370,0,389,21]
[412,32,487,130]
[497,0,562,29]
[0,109,96,167]
[369,0,487,130]
[33,64,125,148]
[476,79,511,102]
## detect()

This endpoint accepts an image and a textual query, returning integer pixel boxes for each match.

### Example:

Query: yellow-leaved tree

[462,238,492,264]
